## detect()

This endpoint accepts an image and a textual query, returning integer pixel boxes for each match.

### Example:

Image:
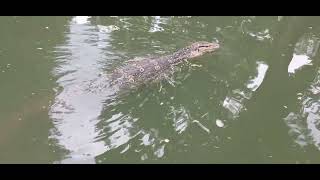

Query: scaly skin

[110,41,220,90]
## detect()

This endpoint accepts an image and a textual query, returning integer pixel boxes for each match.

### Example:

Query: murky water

[1,16,320,163]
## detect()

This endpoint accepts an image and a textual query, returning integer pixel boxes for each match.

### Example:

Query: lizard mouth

[199,42,220,52]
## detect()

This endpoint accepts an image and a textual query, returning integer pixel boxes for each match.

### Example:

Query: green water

[1,16,320,163]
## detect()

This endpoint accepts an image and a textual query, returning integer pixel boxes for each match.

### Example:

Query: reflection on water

[168,105,190,134]
[288,54,312,74]
[49,16,111,163]
[49,16,186,163]
[284,31,320,151]
[288,33,320,75]
[72,16,90,25]
[48,16,276,163]
[223,61,269,120]
[4,16,320,163]
[148,16,165,33]
[284,68,320,149]
[247,62,269,92]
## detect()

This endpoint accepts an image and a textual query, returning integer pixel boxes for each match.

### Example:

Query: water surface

[1,16,320,163]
